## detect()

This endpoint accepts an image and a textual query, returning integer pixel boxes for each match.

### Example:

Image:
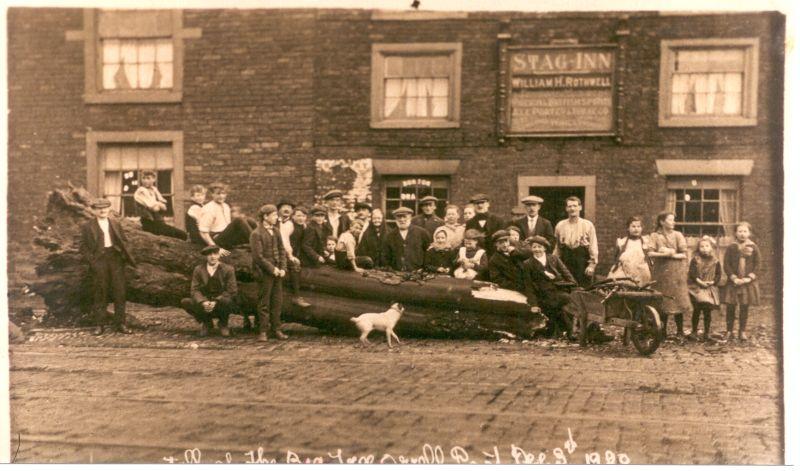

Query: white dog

[350,302,405,348]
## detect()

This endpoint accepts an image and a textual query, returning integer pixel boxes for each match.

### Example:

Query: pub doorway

[528,186,586,224]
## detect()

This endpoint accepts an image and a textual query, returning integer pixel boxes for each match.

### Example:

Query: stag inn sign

[505,45,617,135]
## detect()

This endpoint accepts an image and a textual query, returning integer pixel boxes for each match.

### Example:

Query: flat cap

[492,230,510,242]
[526,235,551,249]
[419,195,438,204]
[469,193,490,204]
[294,205,309,215]
[310,205,327,216]
[276,199,295,209]
[464,228,485,240]
[392,206,414,217]
[91,198,112,209]
[521,195,544,205]
[322,189,344,200]
[258,204,278,217]
[354,201,373,211]
[201,245,221,255]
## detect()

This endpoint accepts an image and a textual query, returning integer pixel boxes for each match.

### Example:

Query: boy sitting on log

[185,184,207,245]
[334,218,374,273]
[180,245,239,337]
[301,205,328,267]
[198,182,254,256]
[134,171,187,240]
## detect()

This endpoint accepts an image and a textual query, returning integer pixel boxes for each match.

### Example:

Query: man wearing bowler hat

[512,195,555,251]
[322,189,351,240]
[411,195,445,237]
[464,193,505,256]
[181,245,239,337]
[80,198,137,335]
[383,206,432,271]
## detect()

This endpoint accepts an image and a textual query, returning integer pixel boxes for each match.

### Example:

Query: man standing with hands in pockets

[251,204,289,342]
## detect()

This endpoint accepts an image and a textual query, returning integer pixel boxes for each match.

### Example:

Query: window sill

[84,90,182,104]
[658,115,757,128]
[370,120,460,129]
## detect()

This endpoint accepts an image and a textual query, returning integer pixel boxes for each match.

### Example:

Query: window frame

[666,177,741,243]
[658,38,759,127]
[381,175,451,224]
[86,131,185,228]
[81,9,191,104]
[370,43,463,129]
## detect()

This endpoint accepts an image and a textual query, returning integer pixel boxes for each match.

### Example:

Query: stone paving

[8,304,784,464]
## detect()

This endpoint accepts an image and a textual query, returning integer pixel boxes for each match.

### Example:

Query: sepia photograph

[2,0,794,464]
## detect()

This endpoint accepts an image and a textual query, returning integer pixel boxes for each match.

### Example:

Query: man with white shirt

[133,171,187,240]
[464,193,505,257]
[511,195,555,251]
[180,245,239,338]
[80,198,137,336]
[553,196,599,287]
[322,189,351,240]
[382,207,431,271]
[277,199,311,308]
[198,182,254,256]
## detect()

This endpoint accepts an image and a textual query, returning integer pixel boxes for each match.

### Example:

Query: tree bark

[30,185,545,338]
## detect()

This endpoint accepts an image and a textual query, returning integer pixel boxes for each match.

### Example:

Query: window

[101,145,175,218]
[383,176,450,223]
[86,131,185,228]
[371,43,462,128]
[70,9,200,104]
[659,38,759,127]
[667,178,739,243]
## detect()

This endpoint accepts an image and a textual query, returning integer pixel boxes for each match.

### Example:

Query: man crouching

[181,245,239,337]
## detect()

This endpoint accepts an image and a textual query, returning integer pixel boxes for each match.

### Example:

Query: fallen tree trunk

[30,185,545,338]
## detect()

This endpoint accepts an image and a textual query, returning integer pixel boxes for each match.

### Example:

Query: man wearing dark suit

[250,204,289,342]
[322,189,351,240]
[488,230,528,292]
[411,195,445,237]
[512,195,555,251]
[464,193,505,257]
[301,205,328,267]
[383,206,432,272]
[180,245,239,337]
[521,236,577,339]
[277,199,311,308]
[80,198,137,336]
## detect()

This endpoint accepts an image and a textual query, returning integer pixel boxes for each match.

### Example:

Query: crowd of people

[80,179,761,345]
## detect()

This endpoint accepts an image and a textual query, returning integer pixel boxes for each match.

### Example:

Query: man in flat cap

[80,198,137,335]
[383,206,432,272]
[464,193,505,257]
[488,230,528,292]
[277,199,311,308]
[512,195,555,251]
[411,195,445,237]
[250,204,289,341]
[301,205,328,268]
[180,245,239,337]
[322,189,351,241]
[520,236,577,340]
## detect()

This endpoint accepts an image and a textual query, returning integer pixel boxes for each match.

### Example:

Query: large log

[30,185,545,338]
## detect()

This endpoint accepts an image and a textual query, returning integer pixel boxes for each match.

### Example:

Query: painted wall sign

[507,45,617,135]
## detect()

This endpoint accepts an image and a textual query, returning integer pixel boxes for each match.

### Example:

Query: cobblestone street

[8,303,783,464]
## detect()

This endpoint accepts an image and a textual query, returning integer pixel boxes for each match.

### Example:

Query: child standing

[607,216,651,287]
[687,236,722,342]
[721,222,761,342]
[454,229,487,280]
[424,227,456,275]
[648,211,692,341]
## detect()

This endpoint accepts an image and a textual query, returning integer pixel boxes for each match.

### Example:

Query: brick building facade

[7,8,784,298]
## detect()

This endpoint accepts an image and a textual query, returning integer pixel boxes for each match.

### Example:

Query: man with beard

[383,206,432,271]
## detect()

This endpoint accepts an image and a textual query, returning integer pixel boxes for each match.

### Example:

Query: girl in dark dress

[721,222,761,342]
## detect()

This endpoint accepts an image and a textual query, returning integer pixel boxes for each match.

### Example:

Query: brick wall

[7,8,784,299]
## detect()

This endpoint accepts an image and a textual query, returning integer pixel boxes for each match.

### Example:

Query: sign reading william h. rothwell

[508,46,616,134]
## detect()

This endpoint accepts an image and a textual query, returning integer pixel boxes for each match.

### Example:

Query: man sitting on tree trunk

[198,182,254,256]
[180,245,239,338]
[80,198,137,336]
[134,171,187,240]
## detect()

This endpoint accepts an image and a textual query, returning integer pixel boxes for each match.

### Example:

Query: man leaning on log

[80,198,137,335]
[181,245,239,337]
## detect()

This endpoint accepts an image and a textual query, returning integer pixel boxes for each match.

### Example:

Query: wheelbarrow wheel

[631,305,662,356]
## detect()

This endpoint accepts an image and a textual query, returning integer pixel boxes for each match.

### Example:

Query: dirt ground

[7,298,784,464]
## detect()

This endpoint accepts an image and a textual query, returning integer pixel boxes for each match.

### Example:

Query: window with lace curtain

[666,178,739,246]
[659,38,759,127]
[371,43,462,128]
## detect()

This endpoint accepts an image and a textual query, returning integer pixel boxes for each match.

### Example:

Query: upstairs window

[101,38,173,90]
[371,43,462,128]
[659,38,759,127]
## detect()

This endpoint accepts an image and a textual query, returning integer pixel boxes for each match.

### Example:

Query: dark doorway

[528,186,585,224]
